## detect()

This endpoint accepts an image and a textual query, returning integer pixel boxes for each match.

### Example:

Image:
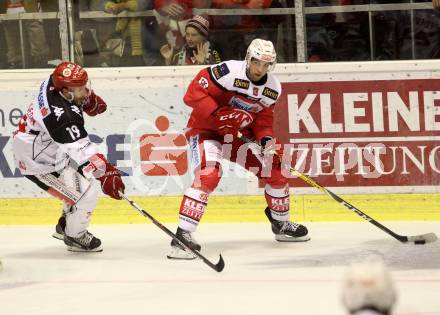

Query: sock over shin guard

[178,187,209,232]
[265,184,290,222]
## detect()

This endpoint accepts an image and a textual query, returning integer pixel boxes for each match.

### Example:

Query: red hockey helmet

[52,62,88,91]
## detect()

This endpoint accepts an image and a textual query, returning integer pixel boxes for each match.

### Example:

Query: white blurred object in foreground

[342,259,397,315]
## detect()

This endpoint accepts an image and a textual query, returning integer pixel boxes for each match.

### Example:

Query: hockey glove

[82,91,107,116]
[213,107,253,138]
[260,136,283,168]
[84,153,125,200]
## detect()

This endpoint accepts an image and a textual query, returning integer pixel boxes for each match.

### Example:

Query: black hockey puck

[414,240,426,245]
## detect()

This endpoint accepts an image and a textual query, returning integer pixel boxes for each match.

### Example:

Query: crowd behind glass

[0,0,439,69]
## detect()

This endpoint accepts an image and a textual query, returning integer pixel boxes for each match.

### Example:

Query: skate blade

[275,234,311,242]
[52,232,64,240]
[166,246,197,260]
[67,245,103,253]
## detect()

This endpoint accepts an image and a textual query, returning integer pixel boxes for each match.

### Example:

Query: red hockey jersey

[183,60,282,142]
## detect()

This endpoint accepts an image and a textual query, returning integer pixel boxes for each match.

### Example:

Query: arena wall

[1,61,439,223]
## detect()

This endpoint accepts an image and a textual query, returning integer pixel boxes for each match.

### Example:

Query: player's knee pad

[76,179,98,211]
[35,166,97,209]
[63,176,98,238]
[62,165,98,211]
[193,163,222,193]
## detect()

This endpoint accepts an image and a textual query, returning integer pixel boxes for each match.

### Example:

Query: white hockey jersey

[12,76,98,175]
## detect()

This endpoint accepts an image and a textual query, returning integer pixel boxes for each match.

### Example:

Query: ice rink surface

[1,222,439,315]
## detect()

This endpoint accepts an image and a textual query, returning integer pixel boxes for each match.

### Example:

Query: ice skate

[265,207,310,242]
[52,215,66,240]
[64,231,103,252]
[167,227,201,260]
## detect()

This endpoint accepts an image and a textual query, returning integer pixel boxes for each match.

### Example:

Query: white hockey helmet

[245,39,277,72]
[341,260,397,314]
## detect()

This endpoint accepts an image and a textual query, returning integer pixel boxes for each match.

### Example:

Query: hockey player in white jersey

[12,62,125,252]
[168,39,309,259]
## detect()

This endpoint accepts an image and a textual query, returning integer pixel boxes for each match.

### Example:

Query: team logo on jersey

[262,87,279,100]
[198,76,209,89]
[71,105,82,116]
[218,109,253,129]
[233,78,250,90]
[40,107,49,117]
[211,63,230,80]
[253,87,259,96]
[51,105,65,121]
[229,96,262,113]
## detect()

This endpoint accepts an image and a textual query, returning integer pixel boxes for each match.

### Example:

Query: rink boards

[1,193,440,224]
[1,61,440,223]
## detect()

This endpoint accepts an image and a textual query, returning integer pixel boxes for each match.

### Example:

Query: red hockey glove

[260,136,283,168]
[82,91,107,116]
[213,107,253,138]
[84,153,125,200]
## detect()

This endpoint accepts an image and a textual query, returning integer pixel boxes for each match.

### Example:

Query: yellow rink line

[1,194,440,225]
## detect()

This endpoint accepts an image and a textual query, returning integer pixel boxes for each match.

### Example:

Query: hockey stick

[121,194,225,272]
[240,135,438,245]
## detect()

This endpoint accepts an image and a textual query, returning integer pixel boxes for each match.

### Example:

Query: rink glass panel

[0,0,61,69]
[0,0,438,66]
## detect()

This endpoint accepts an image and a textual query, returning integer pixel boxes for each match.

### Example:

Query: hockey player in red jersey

[168,39,310,259]
[12,62,125,252]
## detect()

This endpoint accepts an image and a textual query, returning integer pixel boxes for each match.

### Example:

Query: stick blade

[215,254,225,272]
[407,233,438,244]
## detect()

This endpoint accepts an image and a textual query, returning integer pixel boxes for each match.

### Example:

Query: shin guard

[178,187,209,232]
[265,184,290,222]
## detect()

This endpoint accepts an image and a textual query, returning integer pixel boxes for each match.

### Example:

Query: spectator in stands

[372,0,440,60]
[39,0,61,64]
[139,0,163,66]
[2,0,50,68]
[306,0,370,62]
[160,15,221,65]
[73,0,115,67]
[104,0,144,66]
[342,260,397,315]
[153,0,210,62]
[0,21,6,69]
[409,6,440,59]
[371,3,400,60]
[210,0,275,60]
[263,0,296,63]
